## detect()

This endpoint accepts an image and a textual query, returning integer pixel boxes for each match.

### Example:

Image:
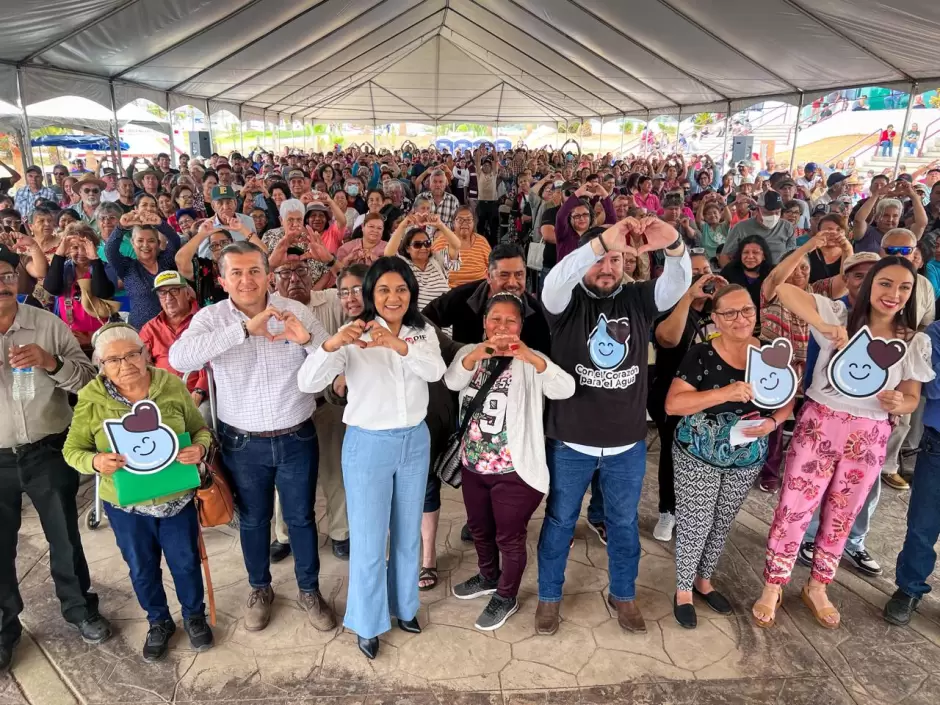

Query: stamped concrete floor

[4,431,940,705]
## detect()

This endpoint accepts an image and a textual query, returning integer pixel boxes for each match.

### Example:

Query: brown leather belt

[224,422,307,439]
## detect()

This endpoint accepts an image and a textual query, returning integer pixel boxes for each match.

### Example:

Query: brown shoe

[607,594,646,633]
[535,600,560,635]
[244,586,275,631]
[298,590,337,631]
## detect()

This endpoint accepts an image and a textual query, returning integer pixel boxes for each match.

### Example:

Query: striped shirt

[433,234,490,289]
[400,251,460,312]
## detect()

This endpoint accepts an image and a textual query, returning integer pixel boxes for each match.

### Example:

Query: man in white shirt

[198,185,257,258]
[168,241,336,634]
[99,168,120,202]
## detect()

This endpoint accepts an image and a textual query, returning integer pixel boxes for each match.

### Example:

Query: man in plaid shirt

[13,166,57,221]
[415,170,459,229]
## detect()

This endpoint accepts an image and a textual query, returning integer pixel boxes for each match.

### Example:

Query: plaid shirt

[14,185,58,220]
[416,190,460,229]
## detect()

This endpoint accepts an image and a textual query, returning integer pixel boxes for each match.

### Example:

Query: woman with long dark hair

[752,256,933,630]
[297,256,445,661]
[719,234,773,311]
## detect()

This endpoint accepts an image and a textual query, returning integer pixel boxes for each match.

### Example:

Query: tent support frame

[720,101,732,166]
[109,82,123,174]
[893,82,918,179]
[16,68,31,172]
[205,100,214,157]
[788,93,805,173]
[165,93,175,165]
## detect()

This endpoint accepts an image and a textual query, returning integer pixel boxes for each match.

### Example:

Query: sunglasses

[884,246,913,256]
[409,240,431,249]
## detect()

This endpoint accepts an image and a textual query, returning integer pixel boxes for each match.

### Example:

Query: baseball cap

[152,270,187,291]
[210,185,236,201]
[805,162,818,172]
[827,172,847,188]
[841,252,880,275]
[896,173,913,183]
[101,167,117,176]
[0,244,20,270]
[25,165,42,175]
[287,169,307,180]
[776,178,796,189]
[762,191,783,211]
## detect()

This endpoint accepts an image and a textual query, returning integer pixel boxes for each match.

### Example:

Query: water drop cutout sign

[102,400,180,474]
[745,338,798,409]
[826,325,907,399]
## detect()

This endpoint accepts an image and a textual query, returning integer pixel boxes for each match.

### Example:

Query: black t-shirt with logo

[546,280,658,447]
[539,206,559,269]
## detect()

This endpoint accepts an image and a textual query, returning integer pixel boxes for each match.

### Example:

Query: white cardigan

[444,346,575,493]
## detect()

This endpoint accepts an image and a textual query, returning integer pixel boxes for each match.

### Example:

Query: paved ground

[4,431,940,705]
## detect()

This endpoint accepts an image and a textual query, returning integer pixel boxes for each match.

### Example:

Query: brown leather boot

[534,600,560,635]
[607,594,646,633]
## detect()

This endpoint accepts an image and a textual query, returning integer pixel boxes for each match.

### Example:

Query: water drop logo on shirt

[103,400,180,474]
[587,313,630,369]
[745,338,797,409]
[826,326,907,399]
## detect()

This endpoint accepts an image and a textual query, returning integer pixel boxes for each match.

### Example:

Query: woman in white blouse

[297,256,446,661]
[385,213,461,312]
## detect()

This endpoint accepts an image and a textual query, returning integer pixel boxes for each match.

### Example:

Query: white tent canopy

[1,0,938,124]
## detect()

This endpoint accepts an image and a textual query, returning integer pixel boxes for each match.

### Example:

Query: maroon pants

[461,469,544,598]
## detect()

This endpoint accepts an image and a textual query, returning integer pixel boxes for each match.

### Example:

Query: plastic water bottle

[12,367,35,403]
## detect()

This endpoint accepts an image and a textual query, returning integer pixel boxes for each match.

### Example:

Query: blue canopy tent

[31,134,129,150]
[453,139,473,151]
[495,139,512,152]
[434,138,454,153]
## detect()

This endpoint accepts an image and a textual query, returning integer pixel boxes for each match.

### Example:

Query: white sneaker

[653,512,675,541]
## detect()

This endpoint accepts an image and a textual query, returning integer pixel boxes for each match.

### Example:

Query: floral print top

[459,364,515,475]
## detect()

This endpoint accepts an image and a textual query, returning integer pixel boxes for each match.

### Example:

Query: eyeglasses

[714,306,757,321]
[571,212,591,220]
[82,189,100,195]
[0,273,18,285]
[884,246,914,256]
[454,217,474,224]
[338,285,363,299]
[156,286,186,298]
[274,266,310,279]
[410,240,432,249]
[101,348,144,370]
[208,240,232,251]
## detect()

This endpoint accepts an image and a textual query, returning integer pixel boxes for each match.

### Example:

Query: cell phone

[702,282,716,295]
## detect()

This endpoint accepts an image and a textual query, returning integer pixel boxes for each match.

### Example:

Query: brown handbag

[194,442,235,528]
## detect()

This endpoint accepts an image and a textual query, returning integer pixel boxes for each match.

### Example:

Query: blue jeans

[104,501,204,624]
[880,140,893,157]
[538,440,647,602]
[896,426,940,598]
[342,423,429,638]
[587,471,604,524]
[220,420,320,592]
[802,473,880,554]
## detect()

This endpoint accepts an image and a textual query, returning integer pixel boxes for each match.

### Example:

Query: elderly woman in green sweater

[63,323,214,663]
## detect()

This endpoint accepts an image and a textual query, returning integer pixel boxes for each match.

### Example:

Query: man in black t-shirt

[648,253,724,542]
[535,219,691,637]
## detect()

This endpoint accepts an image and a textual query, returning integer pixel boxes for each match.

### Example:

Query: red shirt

[139,301,208,394]
[879,129,896,142]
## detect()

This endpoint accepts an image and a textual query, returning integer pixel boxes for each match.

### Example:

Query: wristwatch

[49,355,64,375]
[241,321,249,339]
[665,236,683,252]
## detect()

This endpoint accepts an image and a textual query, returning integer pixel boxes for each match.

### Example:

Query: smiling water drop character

[103,401,180,473]
[746,338,797,409]
[827,326,907,399]
[588,314,630,369]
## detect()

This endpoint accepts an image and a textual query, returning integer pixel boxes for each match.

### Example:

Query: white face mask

[761,213,780,229]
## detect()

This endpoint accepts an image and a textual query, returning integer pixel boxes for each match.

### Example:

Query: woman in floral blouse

[444,293,574,631]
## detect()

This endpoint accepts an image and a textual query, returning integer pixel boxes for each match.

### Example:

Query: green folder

[111,433,201,507]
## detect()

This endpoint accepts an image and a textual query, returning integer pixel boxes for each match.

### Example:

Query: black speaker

[731,135,754,164]
[189,131,211,158]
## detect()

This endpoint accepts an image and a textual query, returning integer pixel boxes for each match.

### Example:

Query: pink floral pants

[764,399,891,585]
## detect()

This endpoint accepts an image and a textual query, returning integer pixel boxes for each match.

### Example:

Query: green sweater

[63,367,213,507]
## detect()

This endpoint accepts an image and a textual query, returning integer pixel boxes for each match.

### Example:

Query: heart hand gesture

[323,320,367,352]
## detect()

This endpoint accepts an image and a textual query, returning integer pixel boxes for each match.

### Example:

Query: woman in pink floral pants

[752,257,933,630]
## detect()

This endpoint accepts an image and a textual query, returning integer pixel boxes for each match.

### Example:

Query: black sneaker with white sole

[587,520,607,546]
[453,573,499,600]
[843,548,883,576]
[796,541,814,567]
[474,595,518,631]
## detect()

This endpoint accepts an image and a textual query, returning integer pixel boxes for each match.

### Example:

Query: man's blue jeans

[220,420,320,593]
[880,140,893,157]
[538,440,647,602]
[104,501,204,624]
[895,426,940,599]
[802,474,880,554]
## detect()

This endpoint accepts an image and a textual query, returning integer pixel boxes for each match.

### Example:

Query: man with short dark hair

[415,169,459,229]
[719,190,795,266]
[13,166,56,221]
[422,243,550,352]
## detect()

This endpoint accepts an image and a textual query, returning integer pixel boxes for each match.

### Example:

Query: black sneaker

[183,616,214,652]
[587,519,607,546]
[796,541,814,568]
[270,540,292,563]
[460,523,473,543]
[68,614,112,645]
[0,635,20,673]
[884,589,920,626]
[843,548,883,576]
[331,538,350,560]
[453,573,499,600]
[474,595,518,631]
[142,620,175,663]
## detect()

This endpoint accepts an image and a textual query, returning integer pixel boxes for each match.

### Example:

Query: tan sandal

[751,585,783,628]
[801,586,840,629]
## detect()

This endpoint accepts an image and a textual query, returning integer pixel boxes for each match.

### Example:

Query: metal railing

[917,116,940,156]
[820,129,881,167]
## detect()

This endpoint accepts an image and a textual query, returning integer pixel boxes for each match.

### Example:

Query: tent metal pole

[720,102,732,173]
[643,110,650,158]
[674,108,682,152]
[109,82,124,175]
[788,93,805,173]
[15,68,32,171]
[239,105,244,155]
[205,100,214,159]
[893,81,917,179]
[165,93,176,165]
[262,110,266,151]
[303,118,307,153]
[598,118,604,156]
[619,115,625,157]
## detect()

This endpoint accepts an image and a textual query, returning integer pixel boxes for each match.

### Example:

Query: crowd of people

[2,142,939,671]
